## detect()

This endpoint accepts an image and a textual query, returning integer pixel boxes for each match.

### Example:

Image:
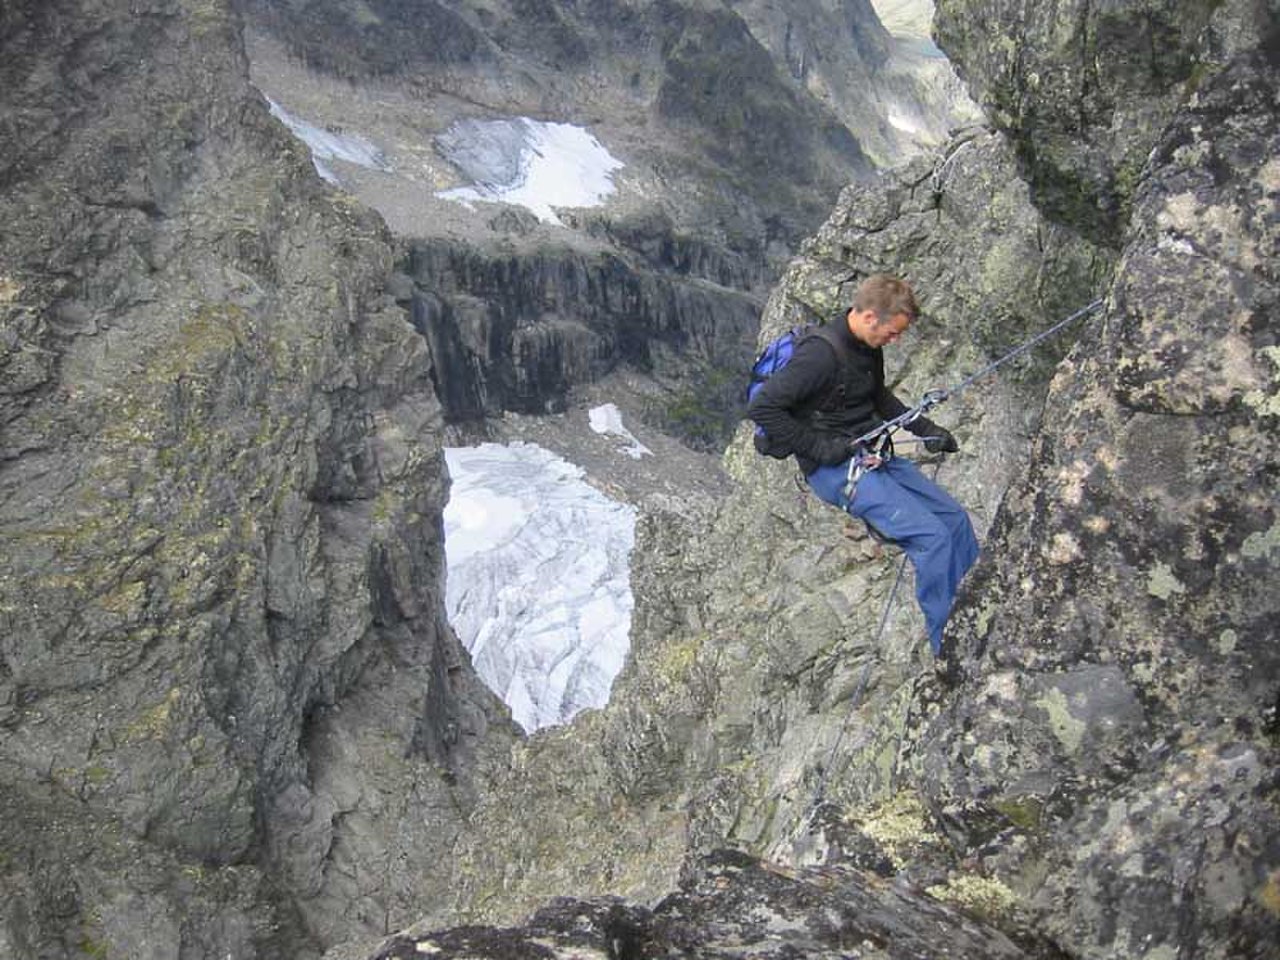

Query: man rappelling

[747,274,979,658]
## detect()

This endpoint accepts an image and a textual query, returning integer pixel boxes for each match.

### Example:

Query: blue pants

[806,456,979,656]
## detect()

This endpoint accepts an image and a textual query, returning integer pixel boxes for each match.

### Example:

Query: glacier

[435,117,624,225]
[443,442,636,732]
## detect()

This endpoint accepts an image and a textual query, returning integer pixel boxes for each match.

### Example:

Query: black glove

[923,426,959,454]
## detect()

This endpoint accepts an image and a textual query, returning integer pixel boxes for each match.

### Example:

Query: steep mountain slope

[234,0,966,225]
[355,2,1279,959]
[234,0,978,447]
[235,0,878,256]
[3,0,1275,958]
[1,1,515,955]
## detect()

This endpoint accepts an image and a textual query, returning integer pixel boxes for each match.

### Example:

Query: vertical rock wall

[934,0,1278,242]
[0,2,513,956]
[914,33,1280,960]
[398,235,762,447]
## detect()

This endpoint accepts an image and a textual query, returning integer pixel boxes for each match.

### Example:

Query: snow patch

[266,97,391,183]
[443,443,636,732]
[588,403,651,459]
[887,108,924,136]
[436,117,624,225]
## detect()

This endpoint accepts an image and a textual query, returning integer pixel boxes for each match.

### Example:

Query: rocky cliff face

[0,1,515,955]
[384,3,1278,960]
[731,0,981,163]
[396,233,761,446]
[4,1,1277,959]
[913,20,1280,956]
[934,0,1279,243]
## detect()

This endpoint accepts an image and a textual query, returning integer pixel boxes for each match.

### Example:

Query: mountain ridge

[1,1,1275,959]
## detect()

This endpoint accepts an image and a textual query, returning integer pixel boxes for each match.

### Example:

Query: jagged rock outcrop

[375,849,1028,959]
[0,1,514,956]
[934,0,1279,243]
[911,38,1280,959]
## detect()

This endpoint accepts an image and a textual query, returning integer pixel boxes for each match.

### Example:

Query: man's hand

[923,427,959,453]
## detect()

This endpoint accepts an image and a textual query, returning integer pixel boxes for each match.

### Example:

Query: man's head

[845,274,918,348]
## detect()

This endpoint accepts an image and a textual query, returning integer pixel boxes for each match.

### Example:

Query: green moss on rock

[926,872,1019,924]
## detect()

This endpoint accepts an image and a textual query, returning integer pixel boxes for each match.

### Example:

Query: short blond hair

[852,274,918,323]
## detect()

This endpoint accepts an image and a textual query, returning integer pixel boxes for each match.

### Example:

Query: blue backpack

[746,324,822,457]
[747,326,812,421]
[747,322,854,457]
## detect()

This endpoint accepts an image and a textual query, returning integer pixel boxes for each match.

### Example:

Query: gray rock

[0,0,515,955]
[376,849,1028,959]
[934,0,1279,243]
[917,39,1280,960]
[401,234,763,448]
[6,2,1278,959]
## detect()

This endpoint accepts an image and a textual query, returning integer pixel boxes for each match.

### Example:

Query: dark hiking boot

[933,644,962,687]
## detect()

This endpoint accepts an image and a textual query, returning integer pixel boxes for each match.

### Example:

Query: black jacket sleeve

[873,354,941,437]
[747,336,850,465]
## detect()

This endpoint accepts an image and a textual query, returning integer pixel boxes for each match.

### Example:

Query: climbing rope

[847,297,1106,454]
[944,297,1106,398]
[803,451,946,818]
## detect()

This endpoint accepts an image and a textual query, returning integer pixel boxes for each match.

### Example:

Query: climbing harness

[798,296,1106,820]
[840,436,890,505]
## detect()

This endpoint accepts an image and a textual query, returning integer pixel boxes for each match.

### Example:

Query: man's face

[847,308,912,348]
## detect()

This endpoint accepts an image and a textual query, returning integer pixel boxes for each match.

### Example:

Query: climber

[747,274,979,657]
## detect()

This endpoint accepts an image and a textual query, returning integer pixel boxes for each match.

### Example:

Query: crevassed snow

[443,442,636,732]
[266,97,391,183]
[588,403,651,459]
[436,117,624,225]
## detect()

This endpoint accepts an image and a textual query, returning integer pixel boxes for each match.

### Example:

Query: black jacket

[746,320,939,475]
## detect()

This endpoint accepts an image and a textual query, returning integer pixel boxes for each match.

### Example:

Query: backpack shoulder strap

[805,324,854,401]
[806,323,851,361]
